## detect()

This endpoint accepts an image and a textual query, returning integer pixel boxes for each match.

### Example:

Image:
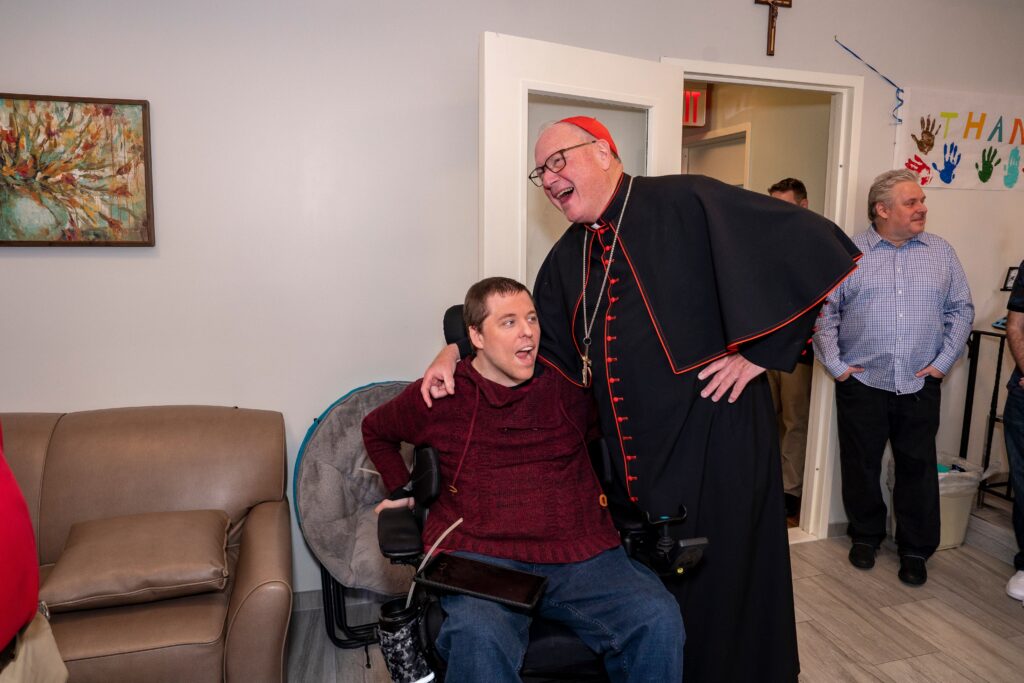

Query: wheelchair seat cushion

[294,382,415,595]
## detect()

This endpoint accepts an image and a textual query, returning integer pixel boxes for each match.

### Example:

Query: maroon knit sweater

[363,361,620,563]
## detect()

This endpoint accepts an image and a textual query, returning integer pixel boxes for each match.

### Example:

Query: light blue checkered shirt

[813,227,974,395]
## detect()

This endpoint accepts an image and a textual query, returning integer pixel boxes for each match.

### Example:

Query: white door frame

[479,32,685,281]
[665,58,864,540]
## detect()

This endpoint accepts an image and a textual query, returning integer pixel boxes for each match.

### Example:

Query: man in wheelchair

[363,277,684,682]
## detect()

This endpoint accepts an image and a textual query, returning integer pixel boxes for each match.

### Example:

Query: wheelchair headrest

[443,305,465,345]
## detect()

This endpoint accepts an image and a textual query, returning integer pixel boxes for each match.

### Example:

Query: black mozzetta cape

[533,173,859,683]
[536,173,861,383]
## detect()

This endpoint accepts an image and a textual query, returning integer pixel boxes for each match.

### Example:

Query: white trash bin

[936,458,983,551]
[886,456,983,550]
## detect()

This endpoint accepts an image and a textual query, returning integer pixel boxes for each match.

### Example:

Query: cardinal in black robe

[527,118,860,682]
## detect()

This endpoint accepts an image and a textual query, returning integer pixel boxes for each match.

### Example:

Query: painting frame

[1002,266,1019,292]
[0,93,154,247]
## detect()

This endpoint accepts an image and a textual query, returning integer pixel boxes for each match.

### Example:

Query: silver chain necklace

[579,176,634,387]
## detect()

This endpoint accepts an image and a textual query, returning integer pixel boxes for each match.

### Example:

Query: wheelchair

[376,441,707,682]
[293,305,706,681]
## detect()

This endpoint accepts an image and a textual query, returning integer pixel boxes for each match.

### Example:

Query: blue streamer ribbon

[834,35,904,124]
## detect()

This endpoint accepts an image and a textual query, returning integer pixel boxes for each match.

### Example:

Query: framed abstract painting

[0,93,153,246]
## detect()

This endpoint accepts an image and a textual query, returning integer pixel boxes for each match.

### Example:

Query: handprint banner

[894,88,1024,191]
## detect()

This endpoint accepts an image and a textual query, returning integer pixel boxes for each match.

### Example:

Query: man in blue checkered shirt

[814,169,974,586]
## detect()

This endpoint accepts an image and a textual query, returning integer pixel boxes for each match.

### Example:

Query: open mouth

[555,186,574,201]
[515,345,535,362]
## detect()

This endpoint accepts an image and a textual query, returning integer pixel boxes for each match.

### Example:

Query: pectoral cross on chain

[754,0,792,56]
[581,338,593,387]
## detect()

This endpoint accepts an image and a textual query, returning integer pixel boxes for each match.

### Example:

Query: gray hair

[868,169,919,222]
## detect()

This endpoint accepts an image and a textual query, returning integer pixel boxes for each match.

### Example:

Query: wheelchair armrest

[378,506,424,563]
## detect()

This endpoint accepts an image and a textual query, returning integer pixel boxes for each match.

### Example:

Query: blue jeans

[434,547,684,682]
[1003,376,1024,570]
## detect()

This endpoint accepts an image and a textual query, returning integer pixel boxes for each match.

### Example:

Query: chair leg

[320,565,378,649]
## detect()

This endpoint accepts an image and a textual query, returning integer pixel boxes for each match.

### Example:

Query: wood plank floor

[288,537,1024,682]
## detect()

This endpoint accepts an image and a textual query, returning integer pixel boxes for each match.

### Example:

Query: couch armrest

[224,499,293,683]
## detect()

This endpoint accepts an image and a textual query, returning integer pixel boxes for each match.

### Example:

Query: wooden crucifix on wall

[755,0,792,56]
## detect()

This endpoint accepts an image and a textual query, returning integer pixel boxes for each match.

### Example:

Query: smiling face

[875,181,927,246]
[533,123,621,224]
[468,290,539,387]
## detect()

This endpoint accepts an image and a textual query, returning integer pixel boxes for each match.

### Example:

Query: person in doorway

[421,117,860,682]
[767,177,815,519]
[814,169,974,586]
[1001,258,1024,602]
[365,277,684,683]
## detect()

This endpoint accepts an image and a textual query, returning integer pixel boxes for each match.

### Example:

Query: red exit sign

[683,86,707,127]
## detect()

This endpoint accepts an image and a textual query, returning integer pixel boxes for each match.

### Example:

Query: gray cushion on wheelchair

[295,381,416,595]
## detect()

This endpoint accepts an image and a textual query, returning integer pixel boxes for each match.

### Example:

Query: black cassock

[534,174,860,682]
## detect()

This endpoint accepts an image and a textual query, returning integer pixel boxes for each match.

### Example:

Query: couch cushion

[41,510,229,613]
[51,578,230,683]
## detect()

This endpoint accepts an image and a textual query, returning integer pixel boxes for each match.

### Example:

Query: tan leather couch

[1,406,292,683]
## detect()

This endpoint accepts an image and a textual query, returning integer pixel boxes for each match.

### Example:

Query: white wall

[3,0,1023,592]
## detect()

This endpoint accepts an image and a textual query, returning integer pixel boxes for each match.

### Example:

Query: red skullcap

[558,116,619,157]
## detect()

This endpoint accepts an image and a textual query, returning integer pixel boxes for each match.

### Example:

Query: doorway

[679,79,833,540]
[667,58,863,543]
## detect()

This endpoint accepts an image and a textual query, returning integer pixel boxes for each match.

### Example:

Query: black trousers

[835,376,941,557]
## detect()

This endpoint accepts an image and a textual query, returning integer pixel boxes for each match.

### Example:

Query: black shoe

[898,555,928,586]
[848,542,876,569]
[784,493,801,518]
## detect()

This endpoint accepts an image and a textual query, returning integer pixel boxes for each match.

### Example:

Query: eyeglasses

[527,141,597,186]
